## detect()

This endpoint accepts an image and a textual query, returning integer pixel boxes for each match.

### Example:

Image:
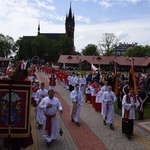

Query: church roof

[39,33,66,41]
[23,33,66,41]
[23,36,36,40]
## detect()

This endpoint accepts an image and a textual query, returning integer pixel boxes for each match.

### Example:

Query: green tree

[81,44,99,56]
[15,37,33,60]
[59,35,73,55]
[15,34,76,63]
[124,45,150,57]
[14,37,23,60]
[47,40,61,63]
[98,33,120,56]
[31,35,48,58]
[15,36,48,60]
[0,33,16,57]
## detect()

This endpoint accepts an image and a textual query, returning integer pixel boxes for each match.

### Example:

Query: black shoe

[103,120,107,125]
[130,133,133,136]
[46,142,51,147]
[71,118,74,122]
[76,122,80,127]
[38,124,43,129]
[110,124,115,130]
[126,135,132,140]
[110,126,115,130]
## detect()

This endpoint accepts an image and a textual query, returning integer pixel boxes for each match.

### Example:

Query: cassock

[34,89,48,125]
[137,90,148,120]
[122,94,139,136]
[85,84,92,103]
[70,89,84,123]
[49,73,57,92]
[39,96,62,143]
[91,82,99,109]
[101,91,117,124]
[79,77,86,94]
[95,89,103,112]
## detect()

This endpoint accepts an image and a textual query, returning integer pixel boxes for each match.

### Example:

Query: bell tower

[65,2,75,52]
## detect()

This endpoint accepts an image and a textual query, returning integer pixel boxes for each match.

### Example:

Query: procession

[0,60,149,150]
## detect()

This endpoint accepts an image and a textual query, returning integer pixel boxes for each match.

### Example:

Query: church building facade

[23,4,75,55]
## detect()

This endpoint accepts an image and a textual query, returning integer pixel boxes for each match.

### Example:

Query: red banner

[0,80,31,138]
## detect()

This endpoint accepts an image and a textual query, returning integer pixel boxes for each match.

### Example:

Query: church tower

[65,2,75,52]
[37,21,40,35]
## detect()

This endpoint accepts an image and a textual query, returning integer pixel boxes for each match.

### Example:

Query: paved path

[35,71,150,150]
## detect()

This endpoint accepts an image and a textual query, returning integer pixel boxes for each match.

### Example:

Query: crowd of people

[0,62,149,148]
[34,64,149,140]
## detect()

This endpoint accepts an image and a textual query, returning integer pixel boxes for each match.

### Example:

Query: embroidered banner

[0,80,31,138]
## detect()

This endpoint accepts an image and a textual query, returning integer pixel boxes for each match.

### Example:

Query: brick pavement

[36,71,150,150]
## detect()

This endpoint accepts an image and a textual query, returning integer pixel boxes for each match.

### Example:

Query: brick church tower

[65,2,75,52]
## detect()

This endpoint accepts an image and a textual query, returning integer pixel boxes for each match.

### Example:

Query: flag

[113,57,119,95]
[5,61,11,75]
[129,58,138,94]
[91,64,98,73]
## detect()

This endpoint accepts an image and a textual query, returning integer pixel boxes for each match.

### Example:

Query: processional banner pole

[8,80,12,150]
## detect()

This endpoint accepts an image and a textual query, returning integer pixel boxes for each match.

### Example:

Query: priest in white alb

[101,85,117,130]
[39,90,63,147]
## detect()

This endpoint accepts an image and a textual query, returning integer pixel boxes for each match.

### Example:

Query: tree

[31,35,48,58]
[98,33,120,56]
[15,34,76,63]
[81,44,99,56]
[14,37,23,60]
[15,36,48,60]
[0,33,16,57]
[59,35,73,55]
[47,40,61,63]
[15,37,33,60]
[124,45,150,57]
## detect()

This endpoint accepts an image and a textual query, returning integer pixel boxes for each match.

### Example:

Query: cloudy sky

[0,0,150,52]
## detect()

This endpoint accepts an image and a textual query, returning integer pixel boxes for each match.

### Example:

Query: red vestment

[49,73,56,86]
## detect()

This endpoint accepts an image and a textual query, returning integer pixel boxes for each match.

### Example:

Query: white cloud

[127,0,141,4]
[74,17,150,51]
[35,0,55,10]
[116,31,129,39]
[98,0,112,8]
[0,0,150,53]
[76,15,91,23]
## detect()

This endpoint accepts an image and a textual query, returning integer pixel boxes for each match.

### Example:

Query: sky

[0,0,150,52]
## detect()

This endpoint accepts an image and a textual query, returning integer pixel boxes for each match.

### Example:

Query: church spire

[38,21,40,35]
[68,1,72,19]
[66,1,75,26]
[65,1,75,54]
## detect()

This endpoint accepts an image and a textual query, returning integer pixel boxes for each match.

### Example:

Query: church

[23,3,75,55]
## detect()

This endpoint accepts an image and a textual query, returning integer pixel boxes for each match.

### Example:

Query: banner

[113,58,119,95]
[129,58,138,94]
[91,64,98,73]
[0,80,31,138]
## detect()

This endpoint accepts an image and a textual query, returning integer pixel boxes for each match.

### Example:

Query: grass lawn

[114,101,150,120]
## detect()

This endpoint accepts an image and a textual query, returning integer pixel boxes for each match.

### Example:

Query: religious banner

[129,58,138,94]
[113,57,119,96]
[0,79,31,138]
